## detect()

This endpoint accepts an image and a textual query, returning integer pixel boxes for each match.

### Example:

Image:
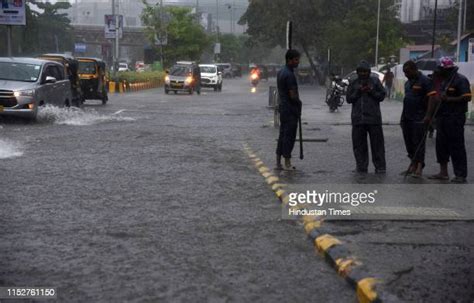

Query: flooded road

[0,79,355,302]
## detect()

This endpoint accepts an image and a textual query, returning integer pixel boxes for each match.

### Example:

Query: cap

[438,56,455,69]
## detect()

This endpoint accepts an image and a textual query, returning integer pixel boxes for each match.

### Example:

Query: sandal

[428,174,449,180]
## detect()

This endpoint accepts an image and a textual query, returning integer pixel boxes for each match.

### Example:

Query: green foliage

[141,4,211,67]
[116,71,165,84]
[0,0,73,56]
[239,0,406,70]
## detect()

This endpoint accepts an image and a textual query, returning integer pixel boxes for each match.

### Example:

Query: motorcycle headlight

[185,76,193,85]
[14,90,34,97]
[165,75,170,84]
[251,73,258,80]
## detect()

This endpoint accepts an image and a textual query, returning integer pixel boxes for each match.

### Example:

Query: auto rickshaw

[297,66,315,85]
[37,53,84,107]
[77,57,108,105]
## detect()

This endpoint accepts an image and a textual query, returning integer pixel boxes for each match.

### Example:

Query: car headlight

[165,76,170,84]
[13,90,34,97]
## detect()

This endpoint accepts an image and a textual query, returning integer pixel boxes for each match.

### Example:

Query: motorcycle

[250,70,260,87]
[326,75,346,112]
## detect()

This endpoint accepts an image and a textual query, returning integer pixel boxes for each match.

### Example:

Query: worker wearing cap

[425,57,472,183]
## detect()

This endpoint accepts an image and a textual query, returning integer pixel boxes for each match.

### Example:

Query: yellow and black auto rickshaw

[37,53,84,107]
[77,58,108,105]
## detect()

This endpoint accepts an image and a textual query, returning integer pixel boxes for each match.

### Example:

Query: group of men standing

[276,50,471,183]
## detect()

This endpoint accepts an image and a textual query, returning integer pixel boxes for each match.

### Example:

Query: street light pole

[456,0,463,62]
[216,0,219,42]
[232,0,235,33]
[7,25,12,57]
[114,1,120,72]
[160,0,164,69]
[112,0,116,76]
[375,0,381,68]
[463,0,467,32]
[431,0,438,58]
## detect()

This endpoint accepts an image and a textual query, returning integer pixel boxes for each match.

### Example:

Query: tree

[239,0,405,71]
[0,0,73,56]
[141,3,211,67]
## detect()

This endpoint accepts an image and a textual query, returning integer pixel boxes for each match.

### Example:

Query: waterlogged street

[1,78,473,302]
[0,79,356,302]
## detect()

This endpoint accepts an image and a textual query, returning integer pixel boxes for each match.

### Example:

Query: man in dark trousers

[382,68,394,99]
[276,49,302,170]
[425,57,472,183]
[401,60,436,177]
[346,60,386,173]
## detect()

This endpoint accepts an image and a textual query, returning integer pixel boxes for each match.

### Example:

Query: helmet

[438,56,455,69]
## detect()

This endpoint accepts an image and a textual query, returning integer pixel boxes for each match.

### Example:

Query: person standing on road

[382,68,394,99]
[276,49,302,170]
[400,60,436,178]
[346,60,387,174]
[425,57,472,183]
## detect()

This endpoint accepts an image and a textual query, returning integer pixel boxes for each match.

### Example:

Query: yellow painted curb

[304,220,321,234]
[357,278,379,303]
[259,166,270,174]
[315,234,342,252]
[272,183,286,190]
[281,195,290,205]
[266,176,280,185]
[335,258,359,277]
[302,214,321,224]
[262,172,272,178]
[275,189,286,198]
[109,82,116,93]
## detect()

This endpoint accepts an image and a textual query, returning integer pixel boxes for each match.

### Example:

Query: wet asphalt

[0,79,358,302]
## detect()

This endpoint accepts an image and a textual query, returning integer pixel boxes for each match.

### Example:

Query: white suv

[199,64,223,92]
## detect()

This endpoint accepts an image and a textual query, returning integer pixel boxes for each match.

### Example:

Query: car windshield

[170,66,190,76]
[200,66,216,73]
[0,62,41,82]
[78,61,97,74]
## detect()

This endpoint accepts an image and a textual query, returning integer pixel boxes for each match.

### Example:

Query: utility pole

[216,0,219,42]
[375,0,381,68]
[227,3,232,34]
[160,0,164,69]
[7,25,12,57]
[112,0,117,76]
[463,0,467,32]
[214,0,219,62]
[75,0,78,24]
[196,0,199,12]
[114,0,120,73]
[456,0,463,62]
[431,0,438,58]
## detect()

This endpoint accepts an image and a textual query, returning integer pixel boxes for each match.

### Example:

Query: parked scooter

[326,75,346,112]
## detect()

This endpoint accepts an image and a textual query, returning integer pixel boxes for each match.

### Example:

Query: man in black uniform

[425,57,472,183]
[401,60,436,177]
[276,49,302,170]
[346,60,386,173]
